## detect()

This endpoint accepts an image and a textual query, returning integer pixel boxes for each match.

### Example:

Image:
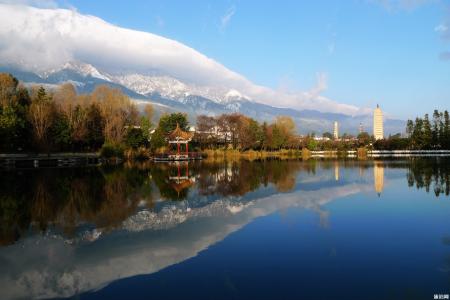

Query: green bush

[100,143,124,159]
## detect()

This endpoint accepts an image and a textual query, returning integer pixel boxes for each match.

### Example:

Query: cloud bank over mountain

[0,3,367,115]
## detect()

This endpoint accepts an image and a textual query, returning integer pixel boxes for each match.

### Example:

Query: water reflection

[2,159,447,246]
[374,161,384,196]
[0,158,448,299]
[406,158,450,196]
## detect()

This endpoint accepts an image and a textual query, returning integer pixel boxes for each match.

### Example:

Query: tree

[92,85,134,144]
[237,116,262,150]
[150,113,189,151]
[217,114,241,148]
[260,122,268,150]
[423,114,432,149]
[124,127,147,149]
[322,132,333,139]
[0,73,18,107]
[158,112,189,134]
[85,103,105,150]
[271,125,284,150]
[275,116,296,147]
[357,132,371,146]
[140,116,152,144]
[50,111,71,151]
[406,119,414,138]
[144,104,154,122]
[68,104,87,148]
[29,87,54,149]
[444,110,450,149]
[150,127,166,151]
[0,105,24,151]
[432,110,441,148]
[0,74,31,152]
[196,115,217,148]
[411,117,424,149]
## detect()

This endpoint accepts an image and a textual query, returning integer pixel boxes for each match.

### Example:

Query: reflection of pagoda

[373,161,384,196]
[168,163,195,196]
[334,161,339,181]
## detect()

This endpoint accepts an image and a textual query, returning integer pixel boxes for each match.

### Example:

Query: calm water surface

[0,159,449,300]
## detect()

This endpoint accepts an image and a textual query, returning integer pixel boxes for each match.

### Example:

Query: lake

[0,158,449,300]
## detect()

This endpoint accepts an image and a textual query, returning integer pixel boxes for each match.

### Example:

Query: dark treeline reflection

[0,167,154,246]
[1,158,449,246]
[0,159,311,246]
[406,158,450,197]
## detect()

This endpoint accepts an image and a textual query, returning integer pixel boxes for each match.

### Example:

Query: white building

[333,121,339,139]
[373,104,384,140]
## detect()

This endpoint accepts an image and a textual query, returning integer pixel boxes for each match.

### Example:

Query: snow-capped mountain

[0,61,405,135]
[0,3,371,115]
[42,61,112,82]
[0,3,405,134]
[113,73,250,104]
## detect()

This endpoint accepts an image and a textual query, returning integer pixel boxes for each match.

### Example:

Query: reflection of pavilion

[373,161,384,196]
[168,163,195,196]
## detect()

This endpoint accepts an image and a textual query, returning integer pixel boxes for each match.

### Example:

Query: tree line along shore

[1,73,450,161]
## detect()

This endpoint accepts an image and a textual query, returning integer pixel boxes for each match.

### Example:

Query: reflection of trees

[150,163,191,200]
[406,158,450,197]
[196,159,312,196]
[0,167,154,245]
[7,158,439,246]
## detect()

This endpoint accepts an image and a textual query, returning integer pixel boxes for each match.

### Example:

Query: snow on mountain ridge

[38,61,112,82]
[111,73,250,104]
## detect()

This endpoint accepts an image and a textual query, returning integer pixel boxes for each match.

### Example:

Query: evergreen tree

[271,125,284,150]
[412,117,424,149]
[50,112,71,151]
[85,103,105,150]
[406,119,414,141]
[444,110,450,149]
[423,114,432,149]
[432,110,440,148]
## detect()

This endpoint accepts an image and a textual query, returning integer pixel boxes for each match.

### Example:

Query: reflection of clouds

[0,182,371,300]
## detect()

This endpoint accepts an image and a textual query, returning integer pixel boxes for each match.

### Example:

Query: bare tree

[29,87,54,149]
[92,85,133,144]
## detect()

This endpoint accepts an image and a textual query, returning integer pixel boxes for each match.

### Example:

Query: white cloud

[0,3,364,115]
[0,0,57,8]
[220,5,236,32]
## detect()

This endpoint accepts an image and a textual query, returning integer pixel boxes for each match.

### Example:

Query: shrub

[100,143,124,159]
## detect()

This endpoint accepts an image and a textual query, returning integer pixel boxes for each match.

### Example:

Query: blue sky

[47,1,450,118]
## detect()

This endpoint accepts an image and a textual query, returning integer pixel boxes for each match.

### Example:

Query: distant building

[333,121,339,139]
[313,136,330,141]
[359,122,364,134]
[373,104,384,140]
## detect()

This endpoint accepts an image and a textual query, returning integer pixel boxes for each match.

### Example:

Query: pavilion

[167,123,194,160]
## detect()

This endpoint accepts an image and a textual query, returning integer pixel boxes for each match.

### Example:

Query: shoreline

[2,149,450,169]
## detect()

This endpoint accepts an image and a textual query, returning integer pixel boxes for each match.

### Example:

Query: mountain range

[0,3,405,135]
[0,62,405,135]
